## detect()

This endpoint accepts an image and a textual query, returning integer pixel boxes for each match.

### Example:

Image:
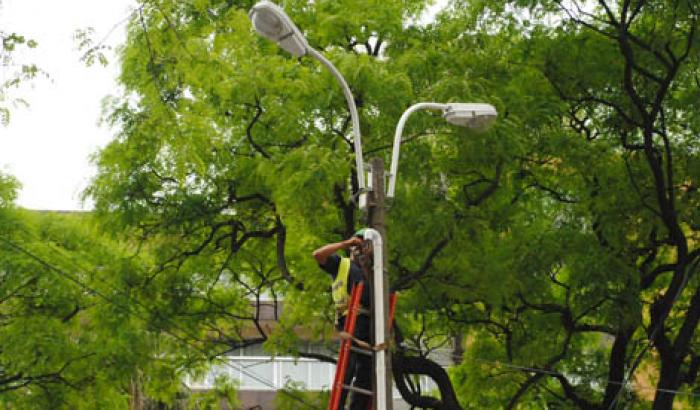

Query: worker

[313,229,373,410]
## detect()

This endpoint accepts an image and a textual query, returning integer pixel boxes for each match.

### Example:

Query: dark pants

[337,315,372,410]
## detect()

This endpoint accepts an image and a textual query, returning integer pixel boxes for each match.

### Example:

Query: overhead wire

[0,235,320,409]
[607,257,700,409]
[399,326,700,403]
[409,275,700,407]
[85,6,139,53]
[19,6,316,406]
[468,357,700,399]
[7,229,700,406]
[2,234,319,408]
[5,2,315,407]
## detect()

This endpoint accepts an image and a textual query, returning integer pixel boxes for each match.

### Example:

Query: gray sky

[0,0,135,210]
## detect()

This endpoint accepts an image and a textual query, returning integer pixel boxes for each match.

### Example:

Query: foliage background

[1,0,700,409]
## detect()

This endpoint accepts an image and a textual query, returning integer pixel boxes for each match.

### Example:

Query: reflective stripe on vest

[331,257,351,317]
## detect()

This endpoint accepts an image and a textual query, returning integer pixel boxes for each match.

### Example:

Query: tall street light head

[249,1,308,57]
[443,103,498,129]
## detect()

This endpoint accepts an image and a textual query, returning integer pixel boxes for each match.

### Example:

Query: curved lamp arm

[249,1,365,194]
[387,103,447,198]
[307,48,365,192]
[250,2,497,202]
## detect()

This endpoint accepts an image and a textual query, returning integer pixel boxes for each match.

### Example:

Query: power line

[470,357,700,399]
[2,235,318,408]
[8,233,700,407]
[607,258,700,409]
[0,235,320,409]
[409,278,700,405]
[413,262,700,407]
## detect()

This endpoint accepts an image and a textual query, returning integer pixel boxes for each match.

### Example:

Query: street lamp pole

[366,102,496,410]
[248,3,385,408]
[250,4,498,410]
[361,227,388,408]
[306,47,366,194]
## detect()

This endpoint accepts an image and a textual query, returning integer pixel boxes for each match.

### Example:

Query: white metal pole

[387,102,448,198]
[307,48,366,194]
[363,228,386,410]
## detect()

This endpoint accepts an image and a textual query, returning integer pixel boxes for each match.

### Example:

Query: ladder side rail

[328,282,365,410]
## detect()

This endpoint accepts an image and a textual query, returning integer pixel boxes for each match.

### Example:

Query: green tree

[88,0,433,366]
[433,1,700,408]
[0,179,194,408]
[86,0,700,409]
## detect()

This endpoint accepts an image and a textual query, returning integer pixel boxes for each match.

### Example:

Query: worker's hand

[345,237,363,248]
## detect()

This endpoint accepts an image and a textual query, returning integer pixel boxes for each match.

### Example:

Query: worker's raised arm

[312,237,363,266]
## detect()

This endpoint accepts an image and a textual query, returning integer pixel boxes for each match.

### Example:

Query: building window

[239,358,275,389]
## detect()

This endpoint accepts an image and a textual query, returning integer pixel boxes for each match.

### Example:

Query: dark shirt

[320,254,371,307]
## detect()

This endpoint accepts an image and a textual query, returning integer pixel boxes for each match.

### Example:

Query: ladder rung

[343,385,374,396]
[350,346,374,356]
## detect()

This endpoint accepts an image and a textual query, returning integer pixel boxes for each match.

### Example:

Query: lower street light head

[443,103,498,130]
[387,102,499,198]
[249,1,309,57]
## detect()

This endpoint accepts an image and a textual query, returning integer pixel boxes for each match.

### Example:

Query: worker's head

[353,228,366,240]
[350,228,373,264]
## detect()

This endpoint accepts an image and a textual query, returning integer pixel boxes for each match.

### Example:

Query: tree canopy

[1,0,699,408]
[84,0,700,408]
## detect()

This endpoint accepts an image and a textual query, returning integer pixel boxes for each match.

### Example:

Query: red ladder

[328,284,398,410]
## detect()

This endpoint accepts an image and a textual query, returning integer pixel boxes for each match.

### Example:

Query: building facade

[186,298,445,409]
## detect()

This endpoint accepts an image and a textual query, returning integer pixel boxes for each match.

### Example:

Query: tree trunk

[652,359,680,410]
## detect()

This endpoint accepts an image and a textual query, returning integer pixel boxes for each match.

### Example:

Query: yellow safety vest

[331,257,351,318]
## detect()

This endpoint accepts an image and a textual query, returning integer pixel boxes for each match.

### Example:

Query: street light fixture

[250,4,497,409]
[249,1,366,193]
[387,102,498,198]
[250,3,388,408]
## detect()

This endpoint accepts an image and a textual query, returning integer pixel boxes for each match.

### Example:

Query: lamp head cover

[443,103,498,130]
[249,1,309,57]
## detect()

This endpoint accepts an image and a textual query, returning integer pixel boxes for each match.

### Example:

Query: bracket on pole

[358,162,373,210]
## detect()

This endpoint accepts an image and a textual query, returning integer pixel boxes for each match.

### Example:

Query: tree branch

[391,237,450,291]
[246,98,270,159]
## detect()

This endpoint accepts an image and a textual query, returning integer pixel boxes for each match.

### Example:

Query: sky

[0,0,136,210]
[0,0,446,211]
